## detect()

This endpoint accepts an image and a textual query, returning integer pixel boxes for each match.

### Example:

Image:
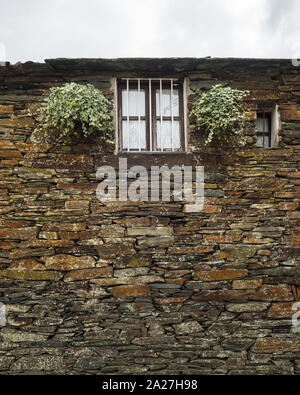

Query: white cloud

[0,0,299,63]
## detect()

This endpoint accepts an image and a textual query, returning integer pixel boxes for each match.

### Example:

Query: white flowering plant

[189,84,249,146]
[35,82,113,144]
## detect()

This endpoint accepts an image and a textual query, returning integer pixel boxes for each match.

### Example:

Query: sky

[0,0,300,63]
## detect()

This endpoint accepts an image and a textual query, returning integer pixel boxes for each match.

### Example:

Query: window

[116,78,186,152]
[256,110,271,147]
[256,104,280,148]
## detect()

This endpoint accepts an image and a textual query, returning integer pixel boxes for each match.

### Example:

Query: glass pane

[156,120,180,150]
[256,116,270,132]
[263,136,270,148]
[122,89,145,116]
[257,135,263,147]
[156,89,179,116]
[122,120,146,150]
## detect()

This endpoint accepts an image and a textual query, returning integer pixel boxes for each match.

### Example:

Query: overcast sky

[1,0,300,63]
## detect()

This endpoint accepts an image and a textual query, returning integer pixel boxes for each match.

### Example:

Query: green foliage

[35,82,113,143]
[189,84,249,146]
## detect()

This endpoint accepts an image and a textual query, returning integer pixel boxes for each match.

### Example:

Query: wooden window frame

[117,79,185,152]
[117,80,150,152]
[256,110,272,148]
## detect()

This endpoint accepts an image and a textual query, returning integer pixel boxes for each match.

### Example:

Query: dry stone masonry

[0,58,300,374]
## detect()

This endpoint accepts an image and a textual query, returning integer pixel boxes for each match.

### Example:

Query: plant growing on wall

[189,84,249,146]
[35,82,113,143]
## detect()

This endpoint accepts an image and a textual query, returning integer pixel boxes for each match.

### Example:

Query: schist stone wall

[0,58,300,374]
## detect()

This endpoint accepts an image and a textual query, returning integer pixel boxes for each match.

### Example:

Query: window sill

[117,151,188,155]
[256,146,277,149]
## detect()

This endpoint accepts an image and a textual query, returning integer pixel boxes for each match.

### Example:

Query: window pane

[156,120,180,150]
[122,89,145,116]
[257,135,270,148]
[156,89,179,116]
[256,116,270,132]
[122,120,146,150]
[263,136,270,147]
[257,135,263,147]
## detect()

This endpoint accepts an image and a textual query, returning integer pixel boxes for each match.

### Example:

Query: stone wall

[0,58,300,374]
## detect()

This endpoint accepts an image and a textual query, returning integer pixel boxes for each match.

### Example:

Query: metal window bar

[170,78,174,152]
[127,79,130,151]
[138,78,141,151]
[263,109,265,147]
[183,77,187,151]
[115,78,118,152]
[160,79,163,151]
[149,79,152,151]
